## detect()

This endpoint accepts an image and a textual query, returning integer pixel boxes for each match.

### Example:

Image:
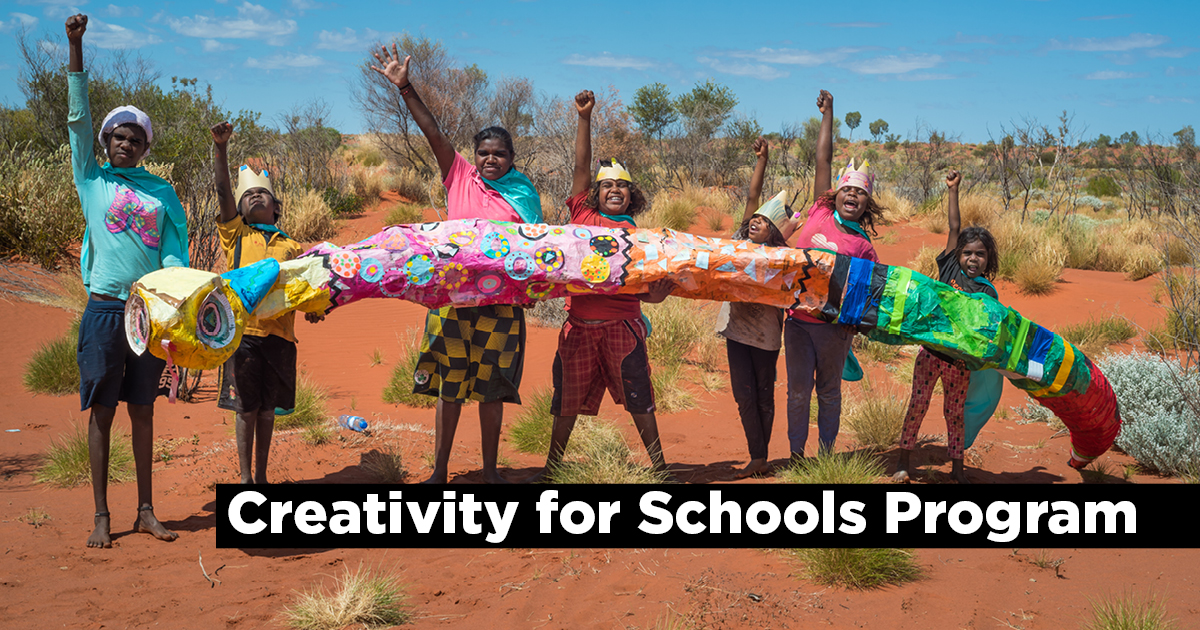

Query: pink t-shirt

[788,200,879,323]
[443,152,523,222]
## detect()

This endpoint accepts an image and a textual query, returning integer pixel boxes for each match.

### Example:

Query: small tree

[869,118,889,143]
[627,83,677,142]
[844,111,861,141]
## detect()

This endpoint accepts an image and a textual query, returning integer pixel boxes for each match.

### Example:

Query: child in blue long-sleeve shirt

[66,13,187,548]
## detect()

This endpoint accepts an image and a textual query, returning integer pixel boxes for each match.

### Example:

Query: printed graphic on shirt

[105,184,160,249]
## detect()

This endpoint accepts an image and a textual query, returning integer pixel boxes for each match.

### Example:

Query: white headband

[99,106,153,157]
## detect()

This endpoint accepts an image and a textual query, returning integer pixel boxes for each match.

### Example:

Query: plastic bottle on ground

[337,415,368,432]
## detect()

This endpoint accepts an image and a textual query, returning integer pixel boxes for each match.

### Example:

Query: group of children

[66,12,1001,548]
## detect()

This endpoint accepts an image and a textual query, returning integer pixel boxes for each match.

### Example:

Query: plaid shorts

[414,305,525,404]
[551,316,655,417]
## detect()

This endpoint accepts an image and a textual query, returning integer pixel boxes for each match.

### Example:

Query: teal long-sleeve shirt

[68,71,188,301]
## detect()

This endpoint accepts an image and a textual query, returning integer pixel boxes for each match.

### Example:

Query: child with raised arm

[785,90,885,459]
[717,136,792,478]
[370,45,543,484]
[529,90,675,482]
[66,14,185,547]
[211,121,321,485]
[893,171,999,485]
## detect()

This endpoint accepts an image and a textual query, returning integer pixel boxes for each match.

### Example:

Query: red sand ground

[2,195,1197,629]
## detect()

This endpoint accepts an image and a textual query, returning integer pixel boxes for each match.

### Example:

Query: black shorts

[228,334,297,414]
[78,298,166,410]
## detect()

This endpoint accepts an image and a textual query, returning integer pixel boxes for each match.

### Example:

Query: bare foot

[133,507,179,542]
[419,469,448,484]
[87,513,112,548]
[733,458,769,480]
[953,472,971,485]
[892,469,911,483]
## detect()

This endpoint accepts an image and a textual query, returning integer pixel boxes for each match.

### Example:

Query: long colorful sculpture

[125,218,1120,468]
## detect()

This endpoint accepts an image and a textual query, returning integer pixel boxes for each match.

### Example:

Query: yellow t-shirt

[218,216,304,342]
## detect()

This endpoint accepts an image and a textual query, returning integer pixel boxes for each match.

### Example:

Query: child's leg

[784,320,817,458]
[942,363,971,483]
[422,399,462,484]
[254,407,275,484]
[235,410,258,484]
[128,402,176,541]
[87,404,116,548]
[752,346,779,452]
[898,348,941,451]
[810,324,853,454]
[630,412,666,469]
[478,400,509,484]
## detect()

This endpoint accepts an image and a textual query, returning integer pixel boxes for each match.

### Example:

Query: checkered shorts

[414,305,525,404]
[551,316,655,417]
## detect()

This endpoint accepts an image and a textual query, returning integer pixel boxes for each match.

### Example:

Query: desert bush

[1084,174,1122,198]
[854,335,902,364]
[36,424,135,487]
[278,374,330,431]
[643,190,698,231]
[23,318,80,396]
[279,189,337,242]
[845,392,909,451]
[280,564,411,630]
[652,362,697,415]
[1100,352,1200,475]
[350,165,388,202]
[0,145,82,266]
[1059,316,1137,355]
[526,297,569,329]
[778,450,885,484]
[382,329,436,408]
[320,186,363,218]
[907,245,940,279]
[548,417,668,484]
[789,548,922,589]
[383,202,425,226]
[1080,590,1179,630]
[643,297,709,367]
[390,168,431,205]
[361,447,407,483]
[874,187,916,223]
[508,387,556,455]
[1011,242,1065,295]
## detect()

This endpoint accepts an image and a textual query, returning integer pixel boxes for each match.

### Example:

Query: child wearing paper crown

[526,89,676,483]
[784,90,885,459]
[371,45,543,484]
[211,121,322,485]
[67,13,185,548]
[893,170,1000,485]
[716,136,793,478]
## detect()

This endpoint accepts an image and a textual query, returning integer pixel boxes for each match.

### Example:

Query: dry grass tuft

[789,548,922,590]
[548,418,668,485]
[37,424,135,487]
[280,564,412,630]
[907,245,941,279]
[279,188,337,242]
[845,387,909,452]
[1080,590,1179,630]
[382,329,436,408]
[1011,242,1065,295]
[361,447,407,483]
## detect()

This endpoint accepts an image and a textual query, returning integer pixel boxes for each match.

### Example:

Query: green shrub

[321,186,363,217]
[1059,316,1137,355]
[548,418,667,484]
[23,318,80,396]
[383,202,424,226]
[1081,590,1178,630]
[1099,352,1200,476]
[651,362,696,415]
[0,145,83,267]
[846,393,908,451]
[778,450,885,484]
[382,329,436,408]
[1084,175,1122,198]
[36,424,135,487]
[280,564,412,630]
[278,374,330,431]
[789,548,922,589]
[508,387,555,455]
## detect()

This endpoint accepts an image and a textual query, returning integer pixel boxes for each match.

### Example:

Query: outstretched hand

[370,44,410,89]
[752,136,769,159]
[65,14,88,41]
[644,279,676,304]
[946,170,962,189]
[304,312,325,324]
[575,90,595,118]
[817,89,833,115]
[210,122,233,146]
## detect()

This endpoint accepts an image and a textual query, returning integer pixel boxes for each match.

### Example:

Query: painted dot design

[330,251,362,279]
[404,255,434,285]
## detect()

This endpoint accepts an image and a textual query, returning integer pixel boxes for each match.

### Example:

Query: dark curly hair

[585,159,647,216]
[954,226,999,281]
[815,188,886,238]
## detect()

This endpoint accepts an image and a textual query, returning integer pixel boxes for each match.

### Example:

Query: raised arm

[370,45,456,181]
[65,14,100,186]
[66,14,86,72]
[742,136,769,222]
[814,89,834,195]
[943,170,963,255]
[570,90,595,198]
[211,122,237,223]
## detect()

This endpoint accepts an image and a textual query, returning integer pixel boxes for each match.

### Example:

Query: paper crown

[595,159,632,183]
[752,190,791,233]
[234,165,275,209]
[836,159,874,196]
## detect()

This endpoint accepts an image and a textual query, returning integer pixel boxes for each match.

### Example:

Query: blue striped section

[838,257,875,325]
[1028,325,1054,365]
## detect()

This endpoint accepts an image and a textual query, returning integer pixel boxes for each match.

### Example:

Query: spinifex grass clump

[790,548,922,589]
[382,329,436,409]
[280,564,412,630]
[548,418,668,484]
[279,188,337,242]
[845,390,909,452]
[361,446,407,483]
[508,387,556,455]
[36,424,134,487]
[778,450,886,484]
[1080,590,1179,630]
[23,318,81,396]
[278,374,330,431]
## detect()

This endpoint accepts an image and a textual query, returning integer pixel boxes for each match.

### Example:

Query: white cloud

[288,0,324,10]
[728,47,865,66]
[895,72,957,81]
[315,27,393,52]
[1146,95,1195,104]
[697,56,788,80]
[202,39,237,52]
[1147,47,1197,59]
[562,53,655,70]
[169,2,297,45]
[839,53,942,75]
[1048,33,1169,52]
[1165,66,1200,77]
[105,5,143,18]
[245,52,325,70]
[83,19,163,50]
[1083,70,1145,80]
[827,22,887,28]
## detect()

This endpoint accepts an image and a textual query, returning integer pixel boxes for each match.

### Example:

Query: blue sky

[1,0,1197,143]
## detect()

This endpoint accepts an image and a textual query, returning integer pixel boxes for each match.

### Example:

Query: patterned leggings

[899,348,970,459]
